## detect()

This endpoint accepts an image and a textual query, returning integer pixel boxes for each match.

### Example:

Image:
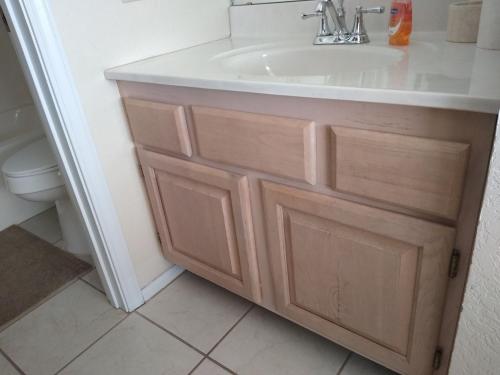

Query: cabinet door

[262,181,455,374]
[138,149,261,302]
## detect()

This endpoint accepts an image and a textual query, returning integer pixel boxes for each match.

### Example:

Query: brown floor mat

[0,225,92,328]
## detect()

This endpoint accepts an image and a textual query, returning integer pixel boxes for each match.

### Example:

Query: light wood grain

[137,149,261,302]
[262,181,455,374]
[191,106,316,184]
[124,98,192,156]
[118,82,497,375]
[331,126,470,220]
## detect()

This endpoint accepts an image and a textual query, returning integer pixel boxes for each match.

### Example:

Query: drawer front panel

[192,106,316,184]
[138,149,261,302]
[331,126,470,219]
[262,181,455,374]
[124,98,192,156]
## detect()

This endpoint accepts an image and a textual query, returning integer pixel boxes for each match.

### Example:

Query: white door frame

[1,0,144,311]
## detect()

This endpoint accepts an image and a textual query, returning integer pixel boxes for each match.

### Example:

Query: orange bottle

[389,0,413,46]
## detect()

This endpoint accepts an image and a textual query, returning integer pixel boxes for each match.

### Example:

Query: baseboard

[141,265,185,302]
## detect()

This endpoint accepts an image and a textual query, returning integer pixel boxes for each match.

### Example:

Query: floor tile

[60,313,203,375]
[81,269,104,292]
[0,280,125,375]
[55,239,65,250]
[211,307,350,375]
[0,353,19,375]
[192,358,231,375]
[139,272,251,353]
[20,207,62,244]
[341,353,397,375]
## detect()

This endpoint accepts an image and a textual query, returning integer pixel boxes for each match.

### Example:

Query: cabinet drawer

[262,181,455,374]
[330,126,470,219]
[124,98,192,156]
[137,149,261,302]
[192,106,316,184]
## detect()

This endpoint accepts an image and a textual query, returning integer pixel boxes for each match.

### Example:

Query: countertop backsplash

[230,0,457,38]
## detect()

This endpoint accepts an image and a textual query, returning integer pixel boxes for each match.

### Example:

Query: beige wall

[449,117,500,375]
[50,0,231,288]
[0,26,31,115]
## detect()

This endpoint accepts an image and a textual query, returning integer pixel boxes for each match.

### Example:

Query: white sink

[213,43,405,77]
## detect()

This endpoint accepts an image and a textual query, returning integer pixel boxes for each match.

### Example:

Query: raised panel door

[262,181,455,374]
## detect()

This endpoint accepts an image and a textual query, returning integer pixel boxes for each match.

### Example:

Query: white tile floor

[0,208,398,374]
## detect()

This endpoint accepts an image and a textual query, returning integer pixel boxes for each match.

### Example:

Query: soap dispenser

[389,0,413,45]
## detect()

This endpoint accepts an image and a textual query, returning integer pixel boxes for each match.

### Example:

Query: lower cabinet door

[137,148,261,302]
[262,181,455,375]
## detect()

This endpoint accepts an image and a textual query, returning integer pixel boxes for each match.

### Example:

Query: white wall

[449,115,500,375]
[230,0,456,37]
[49,0,231,288]
[0,26,31,115]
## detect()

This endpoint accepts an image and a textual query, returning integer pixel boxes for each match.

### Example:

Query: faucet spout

[302,0,385,45]
[324,0,349,36]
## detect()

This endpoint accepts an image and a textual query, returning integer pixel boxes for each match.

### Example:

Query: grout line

[79,267,96,278]
[196,304,255,375]
[0,348,26,375]
[135,312,207,357]
[336,351,353,375]
[206,303,254,357]
[206,357,238,375]
[187,357,206,375]
[0,277,80,333]
[54,314,131,374]
[143,269,186,303]
[137,298,252,375]
[79,274,105,296]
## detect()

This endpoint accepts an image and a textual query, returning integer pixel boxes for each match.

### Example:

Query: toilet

[1,137,92,263]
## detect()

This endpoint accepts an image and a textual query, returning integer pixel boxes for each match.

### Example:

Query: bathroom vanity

[106,34,500,375]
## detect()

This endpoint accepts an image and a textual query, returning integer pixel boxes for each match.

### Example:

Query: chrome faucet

[302,0,385,45]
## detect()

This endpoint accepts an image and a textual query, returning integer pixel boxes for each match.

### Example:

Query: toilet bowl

[1,137,92,263]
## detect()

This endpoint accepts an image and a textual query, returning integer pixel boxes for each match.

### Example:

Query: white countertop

[105,33,500,114]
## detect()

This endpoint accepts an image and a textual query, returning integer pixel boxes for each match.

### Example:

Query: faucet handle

[350,5,385,43]
[301,2,333,37]
[357,6,385,14]
[301,11,322,20]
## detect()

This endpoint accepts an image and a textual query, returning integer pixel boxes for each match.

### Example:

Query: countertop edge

[105,70,500,115]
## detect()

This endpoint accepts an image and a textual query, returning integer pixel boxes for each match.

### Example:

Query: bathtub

[0,105,52,231]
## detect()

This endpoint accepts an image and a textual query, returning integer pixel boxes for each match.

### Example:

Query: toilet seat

[1,137,64,195]
[1,136,91,260]
[2,137,59,177]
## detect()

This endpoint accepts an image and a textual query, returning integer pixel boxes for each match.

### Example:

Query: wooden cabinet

[137,149,261,302]
[124,98,192,156]
[330,126,470,220]
[261,181,456,374]
[119,85,496,375]
[192,106,317,184]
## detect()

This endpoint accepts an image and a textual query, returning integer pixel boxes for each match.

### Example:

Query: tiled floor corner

[0,280,125,375]
[81,269,105,293]
[191,358,232,375]
[0,352,20,375]
[3,209,397,374]
[210,306,350,375]
[59,314,202,375]
[139,272,251,353]
[0,268,398,375]
[342,354,398,375]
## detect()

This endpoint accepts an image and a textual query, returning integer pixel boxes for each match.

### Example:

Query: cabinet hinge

[433,348,443,370]
[156,231,162,243]
[448,249,461,279]
[1,6,10,33]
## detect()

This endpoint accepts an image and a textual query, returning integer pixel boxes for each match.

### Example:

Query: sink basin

[213,44,405,77]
